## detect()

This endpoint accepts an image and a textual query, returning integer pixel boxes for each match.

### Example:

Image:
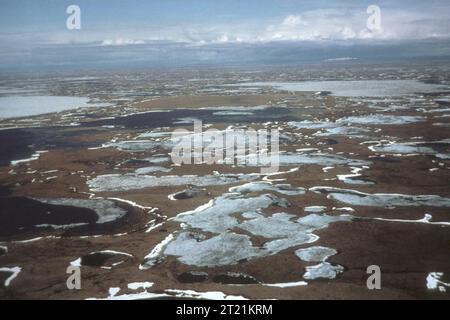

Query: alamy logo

[66,266,81,290]
[367,5,382,32]
[366,265,381,290]
[66,5,81,30]
[170,120,280,174]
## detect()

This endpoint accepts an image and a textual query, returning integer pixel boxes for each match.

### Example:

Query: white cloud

[1,5,449,53]
[259,10,378,41]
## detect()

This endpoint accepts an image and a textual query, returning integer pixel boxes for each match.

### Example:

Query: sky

[1,0,450,70]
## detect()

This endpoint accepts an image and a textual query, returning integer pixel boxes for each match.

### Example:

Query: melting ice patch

[426,272,450,292]
[315,126,371,138]
[337,114,425,125]
[369,142,435,154]
[36,198,127,224]
[164,289,247,300]
[164,232,262,267]
[303,262,344,280]
[310,186,450,207]
[134,166,172,174]
[143,195,352,267]
[288,121,336,130]
[295,246,337,262]
[106,140,167,152]
[241,152,370,167]
[262,280,308,288]
[289,121,372,138]
[229,181,305,196]
[127,282,154,291]
[88,173,259,192]
[296,246,344,280]
[237,80,448,97]
[367,140,450,159]
[141,175,353,269]
[175,193,281,234]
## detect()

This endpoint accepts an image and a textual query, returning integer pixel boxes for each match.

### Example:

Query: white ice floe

[0,245,8,254]
[239,80,447,97]
[162,232,260,267]
[304,206,327,213]
[289,115,424,137]
[35,198,127,224]
[88,173,259,192]
[295,246,337,262]
[297,213,353,229]
[303,262,344,280]
[174,194,281,233]
[315,126,370,138]
[136,131,172,139]
[134,166,172,174]
[143,156,170,163]
[0,266,22,286]
[229,181,305,196]
[337,114,425,125]
[165,289,247,300]
[367,139,450,159]
[369,142,436,155]
[240,152,370,167]
[262,281,308,288]
[127,282,154,290]
[88,289,169,300]
[143,193,351,268]
[164,227,310,267]
[108,128,267,153]
[310,186,450,207]
[426,272,450,292]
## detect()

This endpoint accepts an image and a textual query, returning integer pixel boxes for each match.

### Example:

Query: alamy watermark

[65,4,382,34]
[66,5,81,30]
[367,265,382,290]
[367,5,382,32]
[66,265,81,290]
[169,120,280,174]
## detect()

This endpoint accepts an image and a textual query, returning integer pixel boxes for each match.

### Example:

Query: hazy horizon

[1,0,450,71]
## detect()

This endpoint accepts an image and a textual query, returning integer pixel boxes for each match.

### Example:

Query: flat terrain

[0,66,449,299]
